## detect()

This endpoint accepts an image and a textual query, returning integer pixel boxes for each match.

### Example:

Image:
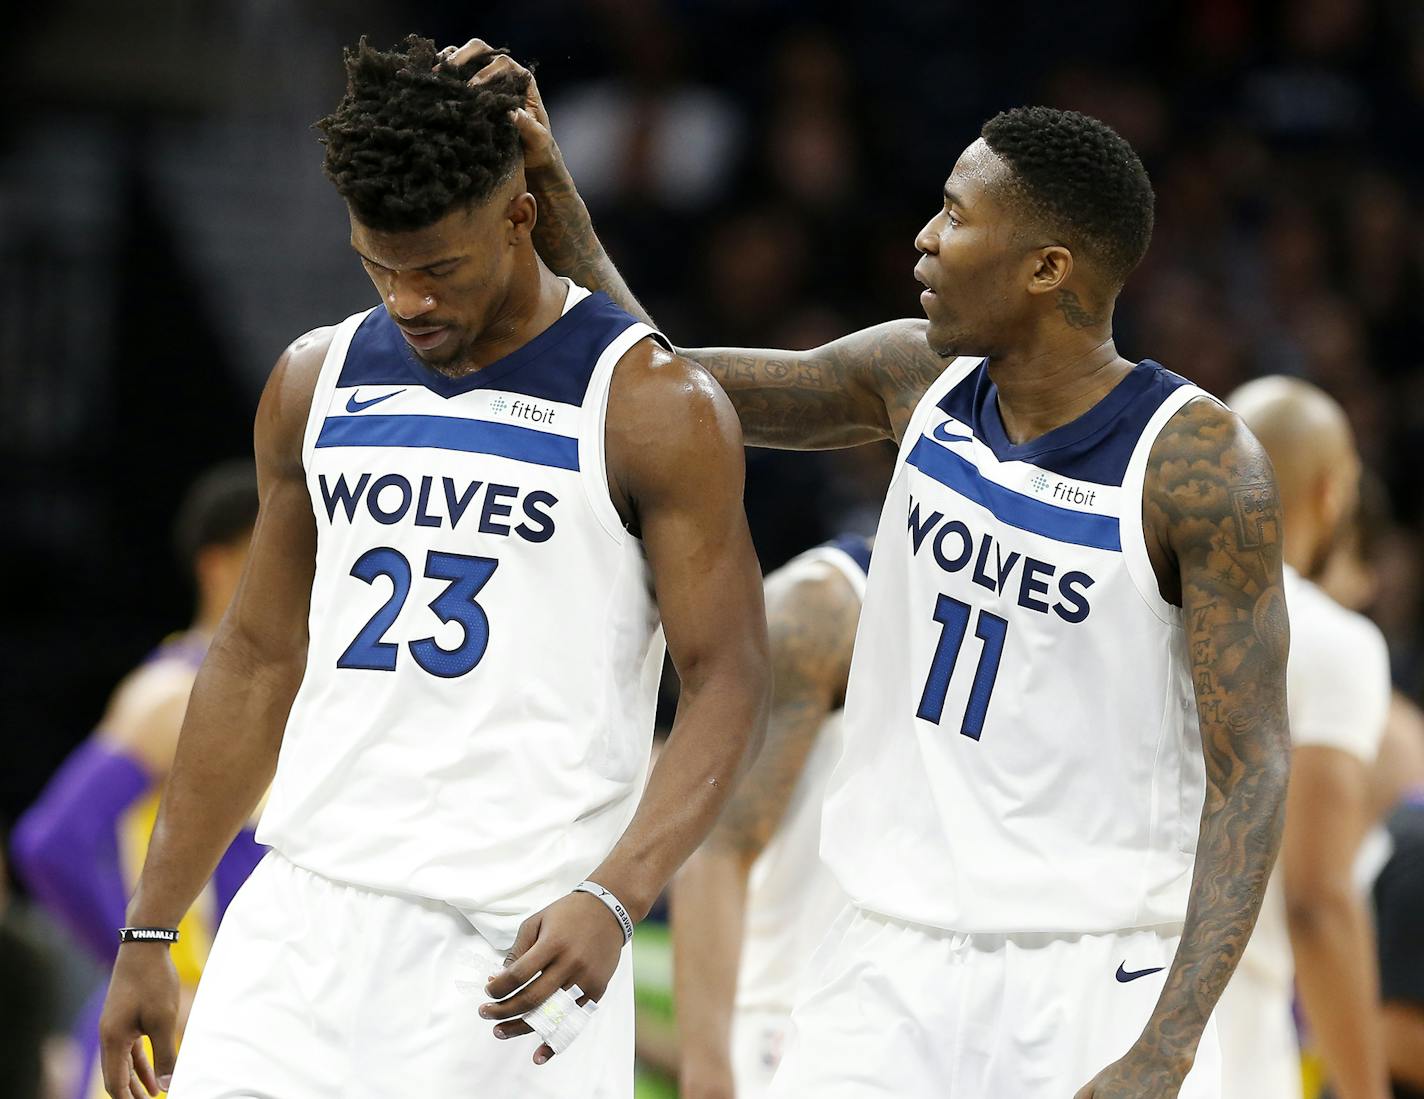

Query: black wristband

[118,926,180,945]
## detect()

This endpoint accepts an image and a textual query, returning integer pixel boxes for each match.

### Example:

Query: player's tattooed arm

[1077,399,1291,1099]
[455,43,944,449]
[678,321,945,449]
[672,562,860,1099]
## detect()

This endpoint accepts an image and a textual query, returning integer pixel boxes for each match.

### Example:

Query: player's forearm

[1140,752,1290,1076]
[1289,889,1389,1099]
[590,659,769,923]
[526,158,655,328]
[127,632,299,926]
[671,846,752,1072]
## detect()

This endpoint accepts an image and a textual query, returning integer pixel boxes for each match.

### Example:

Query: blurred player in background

[674,534,870,1099]
[11,463,263,1099]
[495,45,1291,1098]
[1317,476,1424,1099]
[1220,377,1392,1099]
[98,36,768,1099]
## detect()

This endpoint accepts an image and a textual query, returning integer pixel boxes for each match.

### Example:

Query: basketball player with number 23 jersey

[98,37,770,1099]
[508,42,1293,1098]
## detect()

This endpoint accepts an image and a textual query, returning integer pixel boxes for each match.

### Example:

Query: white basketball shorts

[168,853,634,1098]
[766,905,1222,1098]
[731,1007,792,1099]
[1212,965,1302,1099]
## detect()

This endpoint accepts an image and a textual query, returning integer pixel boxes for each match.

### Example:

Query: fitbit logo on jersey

[495,399,557,424]
[1030,475,1098,507]
[319,473,558,542]
[906,497,1095,623]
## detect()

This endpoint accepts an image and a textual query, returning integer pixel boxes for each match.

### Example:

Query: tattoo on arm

[707,568,860,862]
[1131,398,1291,1082]
[686,321,947,450]
[529,162,655,328]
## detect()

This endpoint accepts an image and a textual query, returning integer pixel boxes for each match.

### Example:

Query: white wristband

[573,880,634,945]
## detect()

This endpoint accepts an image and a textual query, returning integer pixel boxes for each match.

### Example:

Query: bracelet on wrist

[118,926,180,945]
[572,880,634,945]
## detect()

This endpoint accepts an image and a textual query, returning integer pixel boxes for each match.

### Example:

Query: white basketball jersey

[821,356,1210,934]
[737,536,870,1014]
[257,284,667,948]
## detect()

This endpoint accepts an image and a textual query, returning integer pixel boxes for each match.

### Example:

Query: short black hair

[980,106,1154,288]
[316,35,530,232]
[173,462,259,575]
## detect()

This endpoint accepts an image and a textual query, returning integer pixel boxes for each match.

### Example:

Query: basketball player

[483,46,1292,1096]
[97,37,769,1099]
[1217,377,1391,1099]
[11,463,263,1099]
[673,534,870,1099]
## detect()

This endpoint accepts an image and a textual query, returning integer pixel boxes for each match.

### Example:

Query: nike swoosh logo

[1115,963,1165,983]
[346,389,405,413]
[931,421,973,443]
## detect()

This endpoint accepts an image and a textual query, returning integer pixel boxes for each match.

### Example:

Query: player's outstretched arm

[97,330,326,1099]
[1077,399,1292,1099]
[482,343,770,1063]
[449,41,944,450]
[672,560,859,1099]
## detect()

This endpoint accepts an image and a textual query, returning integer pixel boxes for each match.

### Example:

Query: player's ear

[1026,244,1073,296]
[507,192,537,244]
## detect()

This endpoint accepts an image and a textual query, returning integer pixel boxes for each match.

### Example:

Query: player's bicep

[620,357,768,690]
[1149,399,1290,774]
[679,319,940,449]
[221,334,325,663]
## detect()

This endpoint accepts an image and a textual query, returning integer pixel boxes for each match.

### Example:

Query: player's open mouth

[398,325,452,351]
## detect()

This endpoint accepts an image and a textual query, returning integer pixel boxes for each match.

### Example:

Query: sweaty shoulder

[604,338,744,527]
[259,326,335,476]
[827,318,944,442]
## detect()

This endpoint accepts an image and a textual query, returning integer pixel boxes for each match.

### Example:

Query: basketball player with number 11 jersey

[519,85,1292,1097]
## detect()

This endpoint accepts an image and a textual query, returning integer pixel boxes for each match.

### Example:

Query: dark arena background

[2,2,1422,1097]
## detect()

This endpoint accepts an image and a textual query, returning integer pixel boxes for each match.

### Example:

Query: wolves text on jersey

[906,496,1095,623]
[319,472,558,543]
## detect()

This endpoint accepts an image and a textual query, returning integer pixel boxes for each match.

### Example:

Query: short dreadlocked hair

[980,106,1154,289]
[317,35,530,231]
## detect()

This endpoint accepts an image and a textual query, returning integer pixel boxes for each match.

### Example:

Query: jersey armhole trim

[1120,387,1219,625]
[893,356,983,466]
[300,309,372,468]
[579,322,659,543]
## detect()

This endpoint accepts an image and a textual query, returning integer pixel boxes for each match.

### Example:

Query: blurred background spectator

[2,1,1421,1093]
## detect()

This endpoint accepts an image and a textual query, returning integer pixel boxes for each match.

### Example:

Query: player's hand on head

[437,39,558,172]
[99,944,180,1098]
[479,891,626,1064]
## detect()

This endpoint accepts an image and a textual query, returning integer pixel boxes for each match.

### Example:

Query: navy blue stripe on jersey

[316,414,580,471]
[824,533,873,576]
[937,359,1193,487]
[906,437,1122,551]
[337,293,651,404]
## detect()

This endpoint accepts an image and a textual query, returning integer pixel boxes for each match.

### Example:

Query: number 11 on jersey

[917,594,1007,740]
